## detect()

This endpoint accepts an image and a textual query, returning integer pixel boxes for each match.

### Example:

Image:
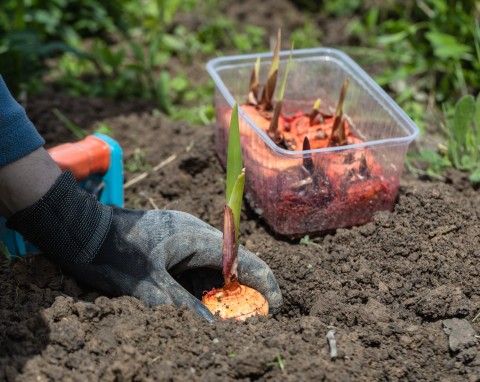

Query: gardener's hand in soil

[0,75,281,321]
[5,171,283,322]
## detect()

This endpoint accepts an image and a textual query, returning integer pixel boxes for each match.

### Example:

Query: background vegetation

[1,0,479,181]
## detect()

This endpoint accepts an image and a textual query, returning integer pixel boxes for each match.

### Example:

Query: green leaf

[162,33,186,52]
[365,7,379,30]
[148,36,161,68]
[227,171,245,247]
[461,154,474,169]
[125,63,144,72]
[268,46,293,140]
[465,129,477,162]
[425,31,473,60]
[474,94,480,146]
[448,140,461,169]
[170,75,189,92]
[419,149,443,164]
[225,103,244,248]
[130,41,144,63]
[278,44,293,101]
[95,122,113,135]
[377,31,408,45]
[260,28,281,108]
[453,95,475,149]
[469,167,480,184]
[38,41,86,58]
[267,29,281,82]
[155,71,172,115]
[226,104,242,203]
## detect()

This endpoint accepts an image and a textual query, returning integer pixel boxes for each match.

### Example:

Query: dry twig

[124,154,177,189]
[139,192,159,210]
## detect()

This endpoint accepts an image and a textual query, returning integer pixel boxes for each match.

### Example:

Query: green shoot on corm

[226,103,245,249]
[202,103,269,320]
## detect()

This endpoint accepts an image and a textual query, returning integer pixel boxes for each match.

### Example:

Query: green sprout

[247,57,261,105]
[309,98,323,126]
[223,103,245,285]
[329,79,350,147]
[299,235,322,248]
[260,28,281,110]
[267,43,294,144]
[268,352,286,372]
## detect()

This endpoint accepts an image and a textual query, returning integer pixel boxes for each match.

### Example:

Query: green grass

[410,93,480,184]
[267,352,286,372]
[334,1,479,133]
[124,148,151,173]
[3,0,480,182]
[0,242,14,262]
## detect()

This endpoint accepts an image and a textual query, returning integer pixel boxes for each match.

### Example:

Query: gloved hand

[7,171,283,321]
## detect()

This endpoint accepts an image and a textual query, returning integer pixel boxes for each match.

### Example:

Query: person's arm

[0,75,61,217]
[0,76,283,321]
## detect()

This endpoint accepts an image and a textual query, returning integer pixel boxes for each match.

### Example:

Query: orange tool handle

[47,136,111,181]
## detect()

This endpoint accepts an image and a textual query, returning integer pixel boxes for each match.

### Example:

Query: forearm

[0,147,61,217]
[0,75,61,217]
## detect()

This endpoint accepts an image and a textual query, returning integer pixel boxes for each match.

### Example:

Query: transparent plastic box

[207,48,419,237]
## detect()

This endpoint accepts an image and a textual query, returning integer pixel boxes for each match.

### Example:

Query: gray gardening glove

[7,171,283,322]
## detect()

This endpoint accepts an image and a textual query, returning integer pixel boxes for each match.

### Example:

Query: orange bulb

[202,281,268,321]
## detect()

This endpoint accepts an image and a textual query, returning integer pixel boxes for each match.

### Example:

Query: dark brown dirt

[1,88,479,381]
[2,1,480,380]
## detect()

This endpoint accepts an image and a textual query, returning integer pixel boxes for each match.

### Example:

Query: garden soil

[1,1,480,379]
[1,90,479,382]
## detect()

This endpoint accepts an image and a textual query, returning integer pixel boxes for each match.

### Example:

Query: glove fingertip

[269,306,282,315]
[194,303,216,323]
[168,282,216,323]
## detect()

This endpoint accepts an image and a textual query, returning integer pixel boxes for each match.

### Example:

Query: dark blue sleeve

[0,75,45,166]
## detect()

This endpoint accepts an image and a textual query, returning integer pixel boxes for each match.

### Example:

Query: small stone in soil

[443,318,478,352]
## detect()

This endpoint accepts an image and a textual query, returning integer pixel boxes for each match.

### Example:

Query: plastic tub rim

[206,47,420,159]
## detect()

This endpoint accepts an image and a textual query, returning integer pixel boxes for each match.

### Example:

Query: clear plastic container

[207,48,419,237]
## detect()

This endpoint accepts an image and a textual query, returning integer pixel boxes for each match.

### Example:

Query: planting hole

[172,267,224,300]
